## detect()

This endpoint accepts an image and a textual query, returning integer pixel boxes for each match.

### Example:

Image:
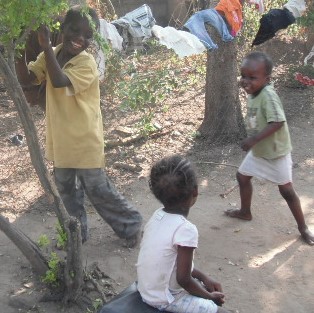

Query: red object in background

[295,72,314,86]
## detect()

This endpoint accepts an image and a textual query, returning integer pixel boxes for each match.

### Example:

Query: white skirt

[238,151,293,185]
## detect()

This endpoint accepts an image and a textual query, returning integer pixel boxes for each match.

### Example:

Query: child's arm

[241,121,284,151]
[37,25,71,88]
[191,268,222,292]
[15,50,37,87]
[177,246,225,306]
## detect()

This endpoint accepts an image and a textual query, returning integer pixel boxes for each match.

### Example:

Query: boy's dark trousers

[54,168,142,242]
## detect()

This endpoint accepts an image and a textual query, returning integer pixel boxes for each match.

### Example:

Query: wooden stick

[195,161,238,169]
[220,184,239,198]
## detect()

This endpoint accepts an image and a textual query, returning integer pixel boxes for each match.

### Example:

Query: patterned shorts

[154,291,218,313]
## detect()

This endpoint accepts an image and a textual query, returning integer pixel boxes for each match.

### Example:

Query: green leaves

[42,252,60,286]
[0,0,68,45]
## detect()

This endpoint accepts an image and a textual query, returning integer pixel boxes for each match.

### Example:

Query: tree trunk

[0,48,84,305]
[0,215,49,276]
[199,27,246,143]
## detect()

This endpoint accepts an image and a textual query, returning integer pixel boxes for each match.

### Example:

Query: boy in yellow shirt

[22,5,142,246]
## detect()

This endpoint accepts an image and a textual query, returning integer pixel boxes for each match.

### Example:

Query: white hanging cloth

[152,25,206,58]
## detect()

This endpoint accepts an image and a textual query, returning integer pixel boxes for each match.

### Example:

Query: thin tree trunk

[0,215,49,276]
[0,48,83,304]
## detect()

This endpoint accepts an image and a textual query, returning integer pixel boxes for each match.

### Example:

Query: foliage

[86,298,103,313]
[42,252,61,286]
[283,63,314,88]
[103,42,206,135]
[82,6,110,54]
[299,1,314,29]
[56,221,67,250]
[102,49,125,97]
[37,234,50,248]
[291,64,314,87]
[0,1,109,58]
[295,64,314,78]
[0,0,68,47]
[102,0,310,137]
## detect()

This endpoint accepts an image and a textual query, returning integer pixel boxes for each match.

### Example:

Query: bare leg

[278,183,314,245]
[225,172,253,221]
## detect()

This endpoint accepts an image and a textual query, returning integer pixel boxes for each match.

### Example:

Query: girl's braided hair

[149,155,198,207]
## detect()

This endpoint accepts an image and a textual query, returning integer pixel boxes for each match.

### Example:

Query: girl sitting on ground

[136,155,230,313]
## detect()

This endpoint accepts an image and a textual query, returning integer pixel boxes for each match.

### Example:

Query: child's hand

[37,25,51,50]
[209,291,225,306]
[240,136,257,151]
[203,277,223,292]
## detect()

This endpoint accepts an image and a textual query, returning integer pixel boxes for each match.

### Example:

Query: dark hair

[62,5,100,30]
[149,155,198,208]
[244,51,273,75]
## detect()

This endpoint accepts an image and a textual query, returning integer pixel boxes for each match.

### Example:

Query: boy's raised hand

[37,25,51,50]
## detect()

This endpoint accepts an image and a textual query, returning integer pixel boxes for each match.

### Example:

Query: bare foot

[300,229,314,246]
[224,208,252,221]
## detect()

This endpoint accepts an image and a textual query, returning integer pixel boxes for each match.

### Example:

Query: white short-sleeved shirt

[136,208,198,306]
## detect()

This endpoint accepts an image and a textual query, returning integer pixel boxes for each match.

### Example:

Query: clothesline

[98,0,307,60]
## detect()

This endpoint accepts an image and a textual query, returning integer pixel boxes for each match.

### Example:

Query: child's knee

[236,171,250,185]
[279,184,297,201]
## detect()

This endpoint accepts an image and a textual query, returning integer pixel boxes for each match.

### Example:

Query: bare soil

[0,38,313,313]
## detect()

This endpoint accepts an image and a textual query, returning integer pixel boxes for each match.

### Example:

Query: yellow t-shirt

[28,44,105,168]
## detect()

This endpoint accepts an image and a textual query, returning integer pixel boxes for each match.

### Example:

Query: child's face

[62,17,93,56]
[240,59,270,96]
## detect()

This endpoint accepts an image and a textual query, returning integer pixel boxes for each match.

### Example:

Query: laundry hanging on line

[252,0,307,46]
[112,4,156,51]
[215,0,243,36]
[151,25,206,58]
[283,0,307,18]
[252,8,295,46]
[184,9,234,50]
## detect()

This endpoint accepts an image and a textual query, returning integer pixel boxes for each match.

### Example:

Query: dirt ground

[0,38,314,313]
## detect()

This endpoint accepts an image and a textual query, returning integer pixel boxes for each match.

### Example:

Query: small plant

[298,5,314,28]
[42,252,60,286]
[56,221,67,250]
[137,113,157,137]
[37,234,50,248]
[86,298,103,313]
[190,130,202,139]
[102,49,125,98]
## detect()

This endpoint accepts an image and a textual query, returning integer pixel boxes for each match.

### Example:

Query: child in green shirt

[225,51,314,246]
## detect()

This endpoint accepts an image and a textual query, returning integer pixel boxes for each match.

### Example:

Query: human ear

[266,75,271,83]
[192,186,198,198]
